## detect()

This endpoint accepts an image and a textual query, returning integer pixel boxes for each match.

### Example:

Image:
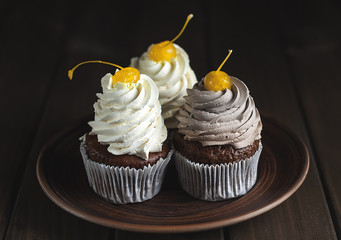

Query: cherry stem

[68,60,123,80]
[217,50,233,72]
[166,14,193,46]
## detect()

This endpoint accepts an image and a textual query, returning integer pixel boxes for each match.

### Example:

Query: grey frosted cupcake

[174,64,263,201]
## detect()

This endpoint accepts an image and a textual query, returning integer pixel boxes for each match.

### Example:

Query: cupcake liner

[175,143,263,201]
[80,142,174,204]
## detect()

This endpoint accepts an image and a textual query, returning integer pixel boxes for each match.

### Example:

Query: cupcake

[130,14,197,128]
[69,61,173,204]
[173,50,263,201]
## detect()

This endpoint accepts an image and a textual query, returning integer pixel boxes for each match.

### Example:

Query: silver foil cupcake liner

[175,143,263,201]
[80,142,174,204]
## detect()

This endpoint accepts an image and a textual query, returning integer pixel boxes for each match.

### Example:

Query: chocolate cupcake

[70,62,173,204]
[130,14,197,128]
[174,51,263,201]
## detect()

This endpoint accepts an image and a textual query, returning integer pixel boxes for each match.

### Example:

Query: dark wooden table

[1,0,340,239]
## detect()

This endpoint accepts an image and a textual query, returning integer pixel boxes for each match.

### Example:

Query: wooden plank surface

[1,0,340,239]
[3,1,132,239]
[0,0,72,238]
[207,0,337,239]
[265,0,341,237]
[116,228,224,240]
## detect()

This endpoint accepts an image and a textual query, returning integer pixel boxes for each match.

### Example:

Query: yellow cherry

[111,67,140,86]
[68,60,140,87]
[204,71,231,92]
[149,40,176,62]
[204,50,233,91]
[148,14,193,63]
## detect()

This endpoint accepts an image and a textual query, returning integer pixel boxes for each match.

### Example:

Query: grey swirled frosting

[176,77,262,149]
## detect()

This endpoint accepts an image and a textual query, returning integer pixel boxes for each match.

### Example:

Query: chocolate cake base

[173,131,260,165]
[84,133,170,169]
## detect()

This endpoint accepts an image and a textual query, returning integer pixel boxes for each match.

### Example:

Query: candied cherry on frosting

[204,50,233,92]
[68,60,140,87]
[110,67,140,86]
[148,14,193,63]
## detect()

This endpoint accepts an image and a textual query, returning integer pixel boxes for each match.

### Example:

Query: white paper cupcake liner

[175,143,263,201]
[80,142,174,204]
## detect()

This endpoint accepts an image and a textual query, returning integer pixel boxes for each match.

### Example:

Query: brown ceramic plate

[36,115,309,233]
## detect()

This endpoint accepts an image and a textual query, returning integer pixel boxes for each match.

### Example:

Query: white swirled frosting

[176,77,262,149]
[88,72,167,160]
[130,43,197,128]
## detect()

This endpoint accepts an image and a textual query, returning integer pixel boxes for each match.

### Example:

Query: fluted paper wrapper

[80,142,174,204]
[175,143,263,201]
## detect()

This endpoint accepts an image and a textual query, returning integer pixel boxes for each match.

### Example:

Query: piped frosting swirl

[176,77,262,149]
[131,43,197,128]
[88,72,167,160]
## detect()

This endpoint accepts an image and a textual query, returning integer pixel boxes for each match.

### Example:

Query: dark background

[1,0,340,239]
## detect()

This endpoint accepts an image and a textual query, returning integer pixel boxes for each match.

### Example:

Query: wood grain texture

[3,1,134,239]
[205,0,338,239]
[0,0,71,238]
[115,228,224,240]
[265,0,341,236]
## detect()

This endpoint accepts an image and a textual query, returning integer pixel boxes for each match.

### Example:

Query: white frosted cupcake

[68,62,173,204]
[130,14,197,128]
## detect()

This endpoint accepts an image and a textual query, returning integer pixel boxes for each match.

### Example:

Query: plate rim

[36,115,310,233]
